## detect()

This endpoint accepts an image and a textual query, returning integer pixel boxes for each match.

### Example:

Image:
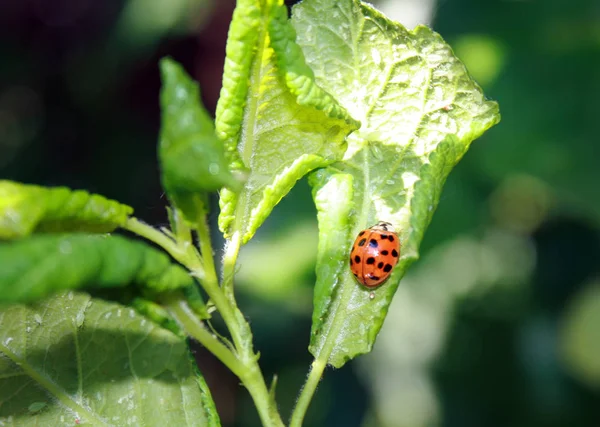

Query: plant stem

[165,296,243,377]
[221,231,241,303]
[190,217,247,354]
[126,218,245,353]
[241,363,282,427]
[124,217,189,263]
[125,217,284,427]
[195,220,283,426]
[289,357,327,427]
[195,211,219,286]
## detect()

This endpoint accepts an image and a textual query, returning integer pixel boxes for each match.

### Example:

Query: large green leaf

[159,58,240,223]
[0,234,195,304]
[0,180,133,240]
[293,0,500,367]
[0,292,220,426]
[217,0,358,244]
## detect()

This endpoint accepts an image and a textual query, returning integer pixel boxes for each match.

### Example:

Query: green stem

[125,217,188,261]
[289,357,327,427]
[241,363,282,427]
[221,231,241,303]
[125,218,244,352]
[196,223,283,427]
[173,210,193,245]
[165,296,243,377]
[124,217,205,279]
[125,217,284,427]
[195,211,219,286]
[291,267,359,425]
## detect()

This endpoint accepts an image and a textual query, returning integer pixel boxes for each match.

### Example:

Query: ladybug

[349,221,400,288]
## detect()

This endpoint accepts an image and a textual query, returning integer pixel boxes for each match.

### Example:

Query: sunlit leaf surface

[0,293,220,426]
[293,0,500,367]
[217,1,357,244]
[0,181,133,240]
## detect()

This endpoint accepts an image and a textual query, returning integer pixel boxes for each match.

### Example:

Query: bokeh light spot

[559,282,600,390]
[453,34,506,86]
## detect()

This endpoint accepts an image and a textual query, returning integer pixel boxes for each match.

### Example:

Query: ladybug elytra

[349,221,401,288]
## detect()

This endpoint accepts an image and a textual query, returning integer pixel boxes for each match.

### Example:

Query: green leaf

[194,358,221,427]
[309,172,354,333]
[217,1,358,244]
[293,0,501,367]
[214,0,260,170]
[132,297,185,337]
[0,234,195,304]
[159,58,240,223]
[0,292,220,426]
[0,180,133,240]
[181,284,211,320]
[267,2,359,127]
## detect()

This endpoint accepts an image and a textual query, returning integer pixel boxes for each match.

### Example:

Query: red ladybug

[349,221,400,288]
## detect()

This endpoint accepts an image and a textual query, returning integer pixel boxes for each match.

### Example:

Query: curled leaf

[0,233,195,304]
[214,0,261,171]
[0,180,133,240]
[268,1,359,126]
[217,2,357,243]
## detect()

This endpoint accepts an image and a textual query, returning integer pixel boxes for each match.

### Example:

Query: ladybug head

[371,221,395,232]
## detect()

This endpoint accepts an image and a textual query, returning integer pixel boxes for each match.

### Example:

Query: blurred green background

[1,0,599,426]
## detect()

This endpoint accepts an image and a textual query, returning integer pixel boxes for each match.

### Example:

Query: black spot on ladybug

[349,258,353,265]
[359,231,365,236]
[358,238,367,246]
[366,257,375,265]
[388,235,395,242]
[383,264,393,273]
[381,250,389,256]
[369,239,378,248]
[391,249,399,258]
[354,255,361,263]
[377,261,384,269]
[380,234,388,239]
[367,274,380,281]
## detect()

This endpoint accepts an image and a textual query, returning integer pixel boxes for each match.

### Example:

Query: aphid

[349,221,401,288]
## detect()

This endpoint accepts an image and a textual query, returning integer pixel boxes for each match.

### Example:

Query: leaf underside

[292,0,500,367]
[0,293,220,426]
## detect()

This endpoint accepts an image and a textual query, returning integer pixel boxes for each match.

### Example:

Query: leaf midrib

[311,4,372,366]
[313,148,372,366]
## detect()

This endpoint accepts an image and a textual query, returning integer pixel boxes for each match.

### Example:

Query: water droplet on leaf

[59,240,72,254]
[28,402,47,413]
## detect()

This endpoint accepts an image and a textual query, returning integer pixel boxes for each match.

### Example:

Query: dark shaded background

[1,0,599,426]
